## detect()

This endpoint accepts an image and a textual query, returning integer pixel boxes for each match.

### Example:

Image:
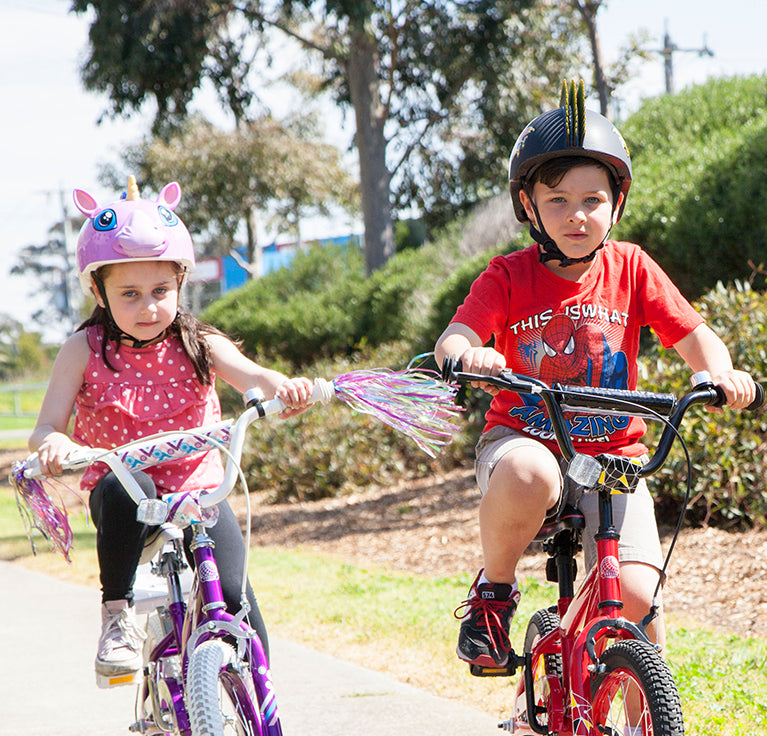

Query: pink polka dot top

[73,326,225,496]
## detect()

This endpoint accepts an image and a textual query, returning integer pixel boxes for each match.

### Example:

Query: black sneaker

[454,569,520,667]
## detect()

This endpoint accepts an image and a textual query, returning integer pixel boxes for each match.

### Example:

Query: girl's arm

[29,331,90,474]
[206,333,313,417]
[673,323,756,409]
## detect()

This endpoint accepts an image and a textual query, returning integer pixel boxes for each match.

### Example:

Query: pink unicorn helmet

[73,175,195,295]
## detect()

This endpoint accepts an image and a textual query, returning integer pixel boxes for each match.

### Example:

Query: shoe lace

[453,594,514,654]
[102,610,146,651]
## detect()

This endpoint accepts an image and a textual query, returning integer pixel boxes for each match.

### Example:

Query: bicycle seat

[533,504,585,542]
[140,523,184,565]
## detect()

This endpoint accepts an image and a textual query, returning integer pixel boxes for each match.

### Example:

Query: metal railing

[0,382,48,418]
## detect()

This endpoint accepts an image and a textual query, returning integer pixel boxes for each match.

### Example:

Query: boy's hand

[710,369,757,411]
[459,347,506,396]
[275,377,314,418]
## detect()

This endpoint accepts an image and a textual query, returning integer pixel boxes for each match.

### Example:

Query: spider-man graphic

[538,314,627,389]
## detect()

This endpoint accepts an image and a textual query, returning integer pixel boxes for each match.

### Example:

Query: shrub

[202,243,367,369]
[640,280,767,528]
[614,75,767,300]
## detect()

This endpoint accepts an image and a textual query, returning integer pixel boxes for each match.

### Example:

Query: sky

[2,0,767,332]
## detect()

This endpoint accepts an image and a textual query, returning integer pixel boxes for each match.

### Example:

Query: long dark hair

[77,264,228,385]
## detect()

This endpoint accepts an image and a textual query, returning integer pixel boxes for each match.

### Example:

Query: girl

[30,176,313,680]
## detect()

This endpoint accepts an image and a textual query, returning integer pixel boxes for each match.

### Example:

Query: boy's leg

[456,428,561,667]
[479,442,561,584]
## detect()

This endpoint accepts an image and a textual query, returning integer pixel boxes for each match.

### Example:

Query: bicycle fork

[186,523,282,735]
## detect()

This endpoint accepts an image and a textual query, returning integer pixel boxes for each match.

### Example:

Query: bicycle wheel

[187,640,262,736]
[521,607,562,733]
[591,639,684,736]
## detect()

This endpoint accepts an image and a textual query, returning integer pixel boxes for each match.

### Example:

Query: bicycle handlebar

[22,378,336,523]
[442,356,764,478]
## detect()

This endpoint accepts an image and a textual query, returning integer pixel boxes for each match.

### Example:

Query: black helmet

[508,83,632,224]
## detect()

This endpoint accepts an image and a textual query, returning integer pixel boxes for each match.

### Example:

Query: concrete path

[0,562,500,736]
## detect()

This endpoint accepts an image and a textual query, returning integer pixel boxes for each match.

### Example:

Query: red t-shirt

[451,241,703,457]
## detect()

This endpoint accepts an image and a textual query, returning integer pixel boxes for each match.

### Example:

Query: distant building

[187,234,362,311]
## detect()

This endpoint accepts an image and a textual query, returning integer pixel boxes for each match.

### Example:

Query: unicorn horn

[126,175,140,200]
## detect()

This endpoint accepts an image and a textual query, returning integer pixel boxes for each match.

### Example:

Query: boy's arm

[672,323,756,409]
[435,323,506,395]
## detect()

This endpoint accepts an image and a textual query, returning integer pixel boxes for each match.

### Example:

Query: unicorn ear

[73,189,99,217]
[158,182,182,211]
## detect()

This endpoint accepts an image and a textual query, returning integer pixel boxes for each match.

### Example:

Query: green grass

[1,487,765,732]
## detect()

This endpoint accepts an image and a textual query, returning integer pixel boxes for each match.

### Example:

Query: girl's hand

[35,432,78,476]
[459,347,506,396]
[275,377,314,418]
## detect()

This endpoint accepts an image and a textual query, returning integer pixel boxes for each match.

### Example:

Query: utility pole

[656,19,713,94]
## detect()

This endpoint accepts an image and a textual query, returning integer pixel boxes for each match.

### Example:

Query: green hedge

[202,236,465,371]
[614,75,767,299]
[641,280,767,528]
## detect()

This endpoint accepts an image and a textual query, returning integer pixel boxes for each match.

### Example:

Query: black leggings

[89,471,269,657]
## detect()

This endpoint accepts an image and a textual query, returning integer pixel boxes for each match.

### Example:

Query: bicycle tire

[187,640,262,736]
[522,607,562,734]
[591,639,684,736]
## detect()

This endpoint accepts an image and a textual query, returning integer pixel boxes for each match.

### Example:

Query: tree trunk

[575,0,609,116]
[246,205,262,279]
[346,23,394,275]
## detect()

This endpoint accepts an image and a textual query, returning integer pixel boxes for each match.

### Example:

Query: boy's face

[519,164,622,269]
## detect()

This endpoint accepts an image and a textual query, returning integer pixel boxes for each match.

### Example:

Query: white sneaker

[95,600,146,676]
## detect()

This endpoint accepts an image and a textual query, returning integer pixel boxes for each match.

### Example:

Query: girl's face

[94,261,180,344]
[520,164,622,274]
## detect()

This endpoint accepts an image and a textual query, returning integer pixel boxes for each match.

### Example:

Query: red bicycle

[443,358,763,736]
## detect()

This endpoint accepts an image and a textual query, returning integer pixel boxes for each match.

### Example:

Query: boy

[435,82,756,668]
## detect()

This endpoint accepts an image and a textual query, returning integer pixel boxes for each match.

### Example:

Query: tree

[73,0,588,273]
[10,222,84,333]
[105,113,358,277]
[569,0,654,118]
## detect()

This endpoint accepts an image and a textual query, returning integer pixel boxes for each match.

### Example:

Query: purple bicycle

[14,367,461,736]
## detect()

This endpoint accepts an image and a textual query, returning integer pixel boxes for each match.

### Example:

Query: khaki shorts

[475,425,663,573]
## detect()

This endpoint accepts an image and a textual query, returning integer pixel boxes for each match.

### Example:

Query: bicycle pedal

[469,658,519,678]
[96,668,141,689]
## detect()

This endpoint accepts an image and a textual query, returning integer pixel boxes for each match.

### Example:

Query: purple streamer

[331,368,462,457]
[10,461,82,563]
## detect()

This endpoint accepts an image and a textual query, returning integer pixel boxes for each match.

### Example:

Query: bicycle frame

[509,487,656,736]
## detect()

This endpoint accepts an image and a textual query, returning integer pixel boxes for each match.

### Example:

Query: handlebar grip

[747,382,765,411]
[708,381,765,411]
[441,355,462,383]
[555,384,677,416]
[22,446,101,479]
[245,377,335,416]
